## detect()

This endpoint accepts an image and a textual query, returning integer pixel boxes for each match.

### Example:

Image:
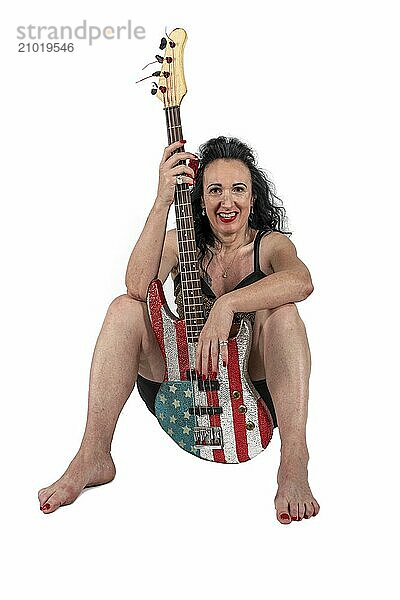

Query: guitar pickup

[194,426,223,448]
[188,405,223,416]
[185,369,220,391]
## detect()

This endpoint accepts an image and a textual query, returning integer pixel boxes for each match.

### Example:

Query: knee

[107,294,147,319]
[266,303,304,333]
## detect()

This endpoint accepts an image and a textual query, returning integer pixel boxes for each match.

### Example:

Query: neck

[212,225,253,254]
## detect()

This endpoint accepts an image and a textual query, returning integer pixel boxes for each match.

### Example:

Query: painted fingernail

[42,503,50,511]
[202,374,206,381]
[292,516,298,520]
[212,371,217,379]
[180,139,186,143]
[223,361,226,368]
[280,513,290,520]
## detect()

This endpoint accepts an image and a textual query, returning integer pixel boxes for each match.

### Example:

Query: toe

[40,491,62,513]
[277,512,292,524]
[289,502,299,521]
[38,487,54,506]
[311,499,320,516]
[303,501,314,518]
[275,498,292,524]
[298,502,306,520]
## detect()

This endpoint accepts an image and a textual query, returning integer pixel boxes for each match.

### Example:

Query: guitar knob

[246,421,255,431]
[232,390,241,399]
[238,404,247,413]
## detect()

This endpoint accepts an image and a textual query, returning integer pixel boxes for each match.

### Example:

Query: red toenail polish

[280,513,290,519]
[292,516,298,520]
[43,503,50,510]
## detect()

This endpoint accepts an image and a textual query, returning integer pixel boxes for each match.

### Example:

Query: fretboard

[165,106,205,342]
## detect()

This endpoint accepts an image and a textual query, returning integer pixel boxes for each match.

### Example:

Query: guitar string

[164,55,200,444]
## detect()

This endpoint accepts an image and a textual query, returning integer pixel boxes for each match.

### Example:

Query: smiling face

[202,159,253,238]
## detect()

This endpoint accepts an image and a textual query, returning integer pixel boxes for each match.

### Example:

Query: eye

[208,187,221,195]
[233,186,246,193]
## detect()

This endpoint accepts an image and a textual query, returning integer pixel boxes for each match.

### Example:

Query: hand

[195,296,235,379]
[155,140,198,207]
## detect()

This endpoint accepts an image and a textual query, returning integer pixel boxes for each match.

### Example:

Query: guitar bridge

[188,406,223,416]
[194,426,223,448]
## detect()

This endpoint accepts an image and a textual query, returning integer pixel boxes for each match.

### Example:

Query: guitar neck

[164,106,205,342]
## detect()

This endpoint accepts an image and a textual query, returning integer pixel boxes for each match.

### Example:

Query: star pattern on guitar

[156,382,199,455]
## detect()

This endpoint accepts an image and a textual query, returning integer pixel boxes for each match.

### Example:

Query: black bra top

[173,229,272,298]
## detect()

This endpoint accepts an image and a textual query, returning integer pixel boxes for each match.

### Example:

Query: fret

[179,282,202,288]
[180,290,201,296]
[180,265,199,269]
[177,226,196,233]
[185,316,204,325]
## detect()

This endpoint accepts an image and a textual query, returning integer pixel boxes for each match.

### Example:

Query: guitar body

[147,279,274,463]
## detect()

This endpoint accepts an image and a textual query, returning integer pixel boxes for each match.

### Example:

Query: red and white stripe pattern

[147,279,274,463]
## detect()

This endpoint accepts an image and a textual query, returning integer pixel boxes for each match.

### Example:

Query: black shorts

[136,373,278,429]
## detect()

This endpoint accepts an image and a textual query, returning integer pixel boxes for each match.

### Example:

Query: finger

[175,176,195,186]
[210,338,220,375]
[201,342,211,379]
[195,342,202,378]
[220,340,229,368]
[161,139,186,163]
[170,165,196,179]
[164,152,198,170]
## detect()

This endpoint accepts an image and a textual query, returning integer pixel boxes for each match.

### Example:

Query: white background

[1,1,399,598]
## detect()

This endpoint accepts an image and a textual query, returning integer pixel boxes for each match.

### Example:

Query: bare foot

[274,448,320,524]
[38,448,116,514]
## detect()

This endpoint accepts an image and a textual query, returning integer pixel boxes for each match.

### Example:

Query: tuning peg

[135,71,161,83]
[149,84,166,94]
[142,55,164,70]
[159,37,167,50]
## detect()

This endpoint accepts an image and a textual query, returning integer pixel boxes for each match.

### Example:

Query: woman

[38,136,320,525]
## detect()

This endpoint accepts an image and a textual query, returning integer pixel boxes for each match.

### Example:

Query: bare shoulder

[259,230,310,279]
[258,231,292,273]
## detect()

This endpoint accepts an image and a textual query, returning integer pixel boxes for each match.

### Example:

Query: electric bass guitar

[145,28,274,462]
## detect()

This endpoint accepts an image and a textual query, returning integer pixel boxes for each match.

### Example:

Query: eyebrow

[206,182,248,189]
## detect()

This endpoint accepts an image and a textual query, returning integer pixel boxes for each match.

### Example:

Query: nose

[220,189,236,206]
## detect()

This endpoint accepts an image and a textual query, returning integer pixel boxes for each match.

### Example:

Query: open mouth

[217,212,238,223]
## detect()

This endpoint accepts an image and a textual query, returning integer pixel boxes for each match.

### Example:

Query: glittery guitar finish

[146,28,274,462]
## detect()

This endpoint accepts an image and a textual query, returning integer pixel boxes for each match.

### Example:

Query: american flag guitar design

[144,28,274,463]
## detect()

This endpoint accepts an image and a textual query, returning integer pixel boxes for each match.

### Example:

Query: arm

[223,233,314,313]
[125,140,196,301]
[125,202,171,301]
[196,233,314,377]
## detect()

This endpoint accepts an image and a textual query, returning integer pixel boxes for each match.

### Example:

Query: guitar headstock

[155,28,188,107]
[136,28,187,108]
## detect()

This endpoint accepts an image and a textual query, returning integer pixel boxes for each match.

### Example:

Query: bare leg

[38,295,158,513]
[260,303,320,524]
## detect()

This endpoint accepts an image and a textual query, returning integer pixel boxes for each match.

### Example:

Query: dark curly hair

[190,136,292,278]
